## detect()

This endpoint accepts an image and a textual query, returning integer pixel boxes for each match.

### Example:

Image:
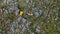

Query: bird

[17,5,33,17]
[19,9,24,16]
[17,5,24,16]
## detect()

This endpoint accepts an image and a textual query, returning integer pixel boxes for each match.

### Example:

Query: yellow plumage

[19,10,33,16]
[19,11,23,16]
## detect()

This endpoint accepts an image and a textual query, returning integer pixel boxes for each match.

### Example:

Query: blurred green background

[0,0,60,34]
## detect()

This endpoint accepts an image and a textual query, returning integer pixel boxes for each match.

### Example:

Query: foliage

[0,0,60,34]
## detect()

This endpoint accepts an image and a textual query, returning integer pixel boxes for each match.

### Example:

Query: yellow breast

[19,11,23,16]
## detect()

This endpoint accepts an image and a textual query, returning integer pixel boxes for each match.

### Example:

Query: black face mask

[18,9,23,14]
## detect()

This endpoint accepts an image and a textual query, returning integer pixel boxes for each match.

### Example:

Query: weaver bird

[18,7,33,16]
[19,10,24,16]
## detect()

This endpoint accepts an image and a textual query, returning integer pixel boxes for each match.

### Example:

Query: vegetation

[0,0,60,34]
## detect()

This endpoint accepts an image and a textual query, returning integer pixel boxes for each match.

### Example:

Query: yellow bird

[19,9,33,17]
[19,10,23,16]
